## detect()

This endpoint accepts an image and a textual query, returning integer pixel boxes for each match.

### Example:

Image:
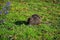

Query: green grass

[0,0,60,40]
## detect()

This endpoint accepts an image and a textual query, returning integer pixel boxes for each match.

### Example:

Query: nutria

[27,14,40,25]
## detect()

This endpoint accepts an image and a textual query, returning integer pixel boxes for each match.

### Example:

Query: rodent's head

[32,14,40,18]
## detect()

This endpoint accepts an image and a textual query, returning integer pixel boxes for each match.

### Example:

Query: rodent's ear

[37,15,40,19]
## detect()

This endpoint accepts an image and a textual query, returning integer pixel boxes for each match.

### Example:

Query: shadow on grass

[14,21,28,25]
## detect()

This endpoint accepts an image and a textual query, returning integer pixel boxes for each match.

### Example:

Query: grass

[0,0,60,40]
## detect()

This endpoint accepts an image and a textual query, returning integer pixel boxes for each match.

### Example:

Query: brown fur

[27,14,40,25]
